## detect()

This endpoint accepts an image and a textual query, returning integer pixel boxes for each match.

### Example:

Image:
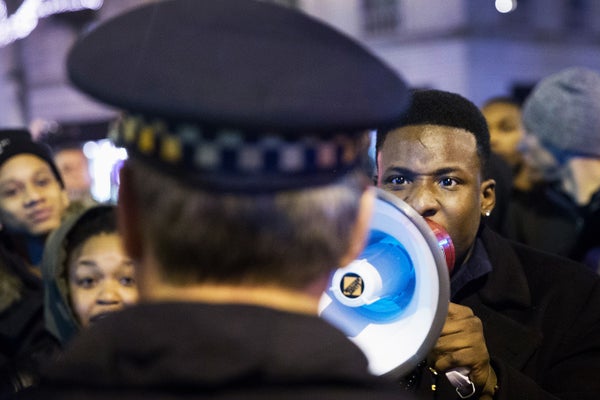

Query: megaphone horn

[319,188,451,379]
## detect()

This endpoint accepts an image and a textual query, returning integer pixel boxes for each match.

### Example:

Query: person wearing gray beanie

[523,67,600,160]
[505,67,600,273]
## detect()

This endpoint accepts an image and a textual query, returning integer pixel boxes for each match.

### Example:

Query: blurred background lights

[0,0,103,47]
[495,0,517,13]
[83,139,127,203]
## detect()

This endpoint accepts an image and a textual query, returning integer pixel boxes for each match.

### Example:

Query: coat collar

[462,225,542,370]
[476,225,531,308]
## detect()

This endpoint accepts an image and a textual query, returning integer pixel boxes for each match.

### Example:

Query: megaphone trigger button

[340,273,364,298]
[445,368,476,399]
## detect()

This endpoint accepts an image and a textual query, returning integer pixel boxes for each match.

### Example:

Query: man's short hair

[127,158,367,287]
[65,0,411,288]
[376,89,491,174]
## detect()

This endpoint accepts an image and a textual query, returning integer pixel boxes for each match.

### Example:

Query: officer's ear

[117,163,143,262]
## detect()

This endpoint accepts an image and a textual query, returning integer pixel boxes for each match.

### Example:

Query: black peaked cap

[67,0,410,191]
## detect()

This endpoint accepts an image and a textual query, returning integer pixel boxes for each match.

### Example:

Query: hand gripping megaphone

[319,188,451,379]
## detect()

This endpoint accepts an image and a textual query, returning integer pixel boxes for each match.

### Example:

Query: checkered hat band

[111,115,361,177]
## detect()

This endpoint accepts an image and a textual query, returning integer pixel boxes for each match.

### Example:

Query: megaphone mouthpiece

[425,218,455,273]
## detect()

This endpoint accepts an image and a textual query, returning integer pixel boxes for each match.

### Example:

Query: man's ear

[117,163,143,261]
[480,178,496,216]
[339,186,375,267]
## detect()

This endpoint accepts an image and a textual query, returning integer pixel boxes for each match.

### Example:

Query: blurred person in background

[505,67,600,273]
[42,205,138,347]
[482,96,558,193]
[19,1,416,399]
[52,144,95,210]
[34,122,97,211]
[0,129,69,394]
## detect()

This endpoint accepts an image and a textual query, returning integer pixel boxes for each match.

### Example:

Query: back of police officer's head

[67,0,410,290]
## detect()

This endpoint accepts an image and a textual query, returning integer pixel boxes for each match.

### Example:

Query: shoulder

[482,226,599,297]
[512,239,597,281]
[489,229,600,310]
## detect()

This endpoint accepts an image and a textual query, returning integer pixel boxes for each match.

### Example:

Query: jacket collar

[477,225,531,308]
[462,225,541,371]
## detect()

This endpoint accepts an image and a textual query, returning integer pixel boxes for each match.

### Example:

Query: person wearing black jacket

[0,129,70,394]
[376,89,600,399]
[505,67,600,273]
[19,1,416,399]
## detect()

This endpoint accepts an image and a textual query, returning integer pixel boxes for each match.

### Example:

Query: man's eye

[440,177,458,187]
[388,176,408,185]
[499,121,517,132]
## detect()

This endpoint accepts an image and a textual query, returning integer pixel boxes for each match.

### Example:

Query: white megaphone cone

[319,188,451,379]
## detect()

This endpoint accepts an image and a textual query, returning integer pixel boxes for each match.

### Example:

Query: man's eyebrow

[431,167,462,176]
[382,166,414,175]
[383,166,461,176]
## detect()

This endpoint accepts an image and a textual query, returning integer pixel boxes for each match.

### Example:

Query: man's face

[482,102,524,167]
[54,148,92,201]
[377,125,495,267]
[0,154,70,236]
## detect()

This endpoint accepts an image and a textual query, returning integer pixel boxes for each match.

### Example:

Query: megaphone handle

[445,367,475,399]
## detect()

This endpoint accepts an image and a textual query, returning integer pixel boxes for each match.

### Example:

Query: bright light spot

[495,0,517,13]
[0,0,104,47]
[81,0,103,10]
[86,139,127,203]
[82,140,99,158]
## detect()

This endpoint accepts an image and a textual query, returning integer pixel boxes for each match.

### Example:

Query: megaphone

[319,188,451,379]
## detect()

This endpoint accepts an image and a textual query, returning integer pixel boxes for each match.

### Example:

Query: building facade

[1,0,599,127]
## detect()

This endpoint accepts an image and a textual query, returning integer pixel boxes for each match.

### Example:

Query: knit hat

[0,129,64,187]
[522,67,600,158]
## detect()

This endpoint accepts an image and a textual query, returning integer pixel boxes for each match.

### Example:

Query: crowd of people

[1,0,599,399]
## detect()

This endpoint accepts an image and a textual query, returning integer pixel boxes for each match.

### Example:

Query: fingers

[428,303,493,393]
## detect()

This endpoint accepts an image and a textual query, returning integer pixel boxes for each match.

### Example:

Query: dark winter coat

[413,225,600,399]
[0,232,59,396]
[505,183,600,272]
[19,303,415,399]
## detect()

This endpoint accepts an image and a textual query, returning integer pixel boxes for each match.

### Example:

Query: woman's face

[68,233,139,327]
[0,154,69,236]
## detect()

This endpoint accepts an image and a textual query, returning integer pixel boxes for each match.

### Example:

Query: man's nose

[490,135,499,148]
[403,184,439,218]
